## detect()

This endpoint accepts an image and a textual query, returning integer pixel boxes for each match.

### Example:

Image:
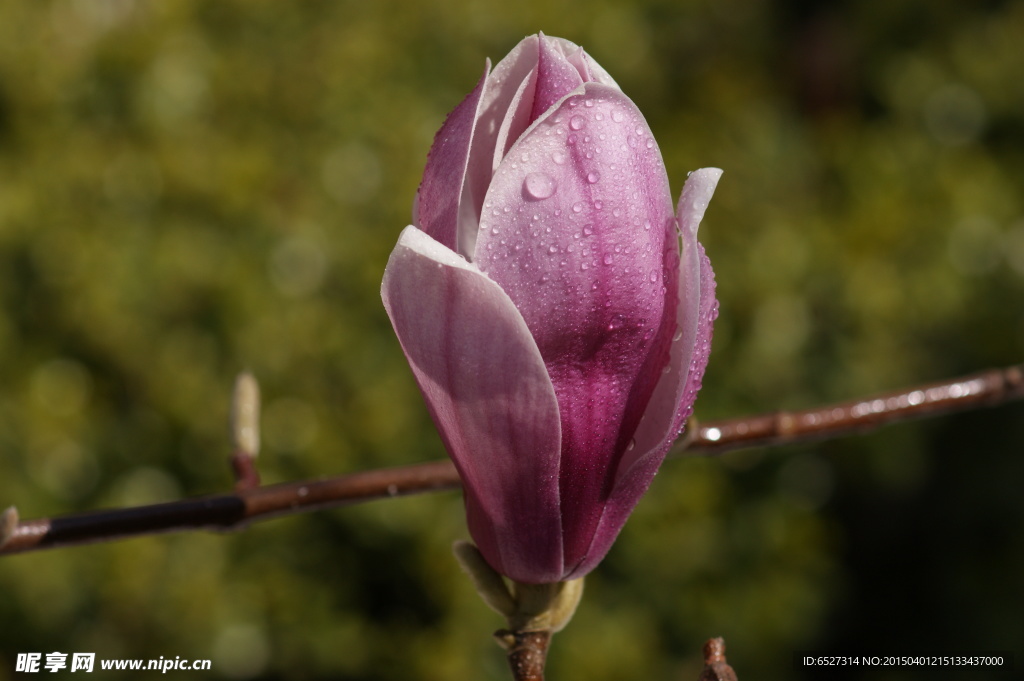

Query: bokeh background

[1,0,1022,679]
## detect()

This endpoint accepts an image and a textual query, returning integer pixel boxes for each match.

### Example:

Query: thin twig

[1,364,1021,557]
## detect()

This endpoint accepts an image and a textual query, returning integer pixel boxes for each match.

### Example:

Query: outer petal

[381,226,564,583]
[567,168,721,579]
[474,83,676,572]
[413,64,490,252]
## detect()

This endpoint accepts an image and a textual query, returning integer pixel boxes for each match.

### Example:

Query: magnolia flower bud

[382,34,720,584]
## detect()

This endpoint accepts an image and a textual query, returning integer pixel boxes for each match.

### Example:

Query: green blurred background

[1,0,1022,679]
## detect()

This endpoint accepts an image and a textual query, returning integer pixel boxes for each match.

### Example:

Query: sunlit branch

[1,363,1020,557]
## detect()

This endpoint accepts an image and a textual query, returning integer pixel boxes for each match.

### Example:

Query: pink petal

[549,36,620,89]
[473,83,676,572]
[457,36,542,258]
[413,64,489,253]
[491,69,538,177]
[566,169,722,579]
[381,226,565,583]
[531,35,586,120]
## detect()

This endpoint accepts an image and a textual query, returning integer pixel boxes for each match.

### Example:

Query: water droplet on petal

[523,172,557,200]
[583,224,594,236]
[552,151,566,165]
[612,110,625,123]
[570,115,584,131]
[586,171,600,184]
[673,328,684,341]
[603,254,614,265]
[572,202,584,213]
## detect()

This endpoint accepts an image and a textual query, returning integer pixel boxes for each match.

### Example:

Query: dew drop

[569,116,584,131]
[673,328,684,341]
[626,438,636,451]
[611,110,624,123]
[586,171,600,184]
[595,112,604,121]
[523,172,557,200]
[583,224,594,236]
[593,200,604,210]
[552,151,566,165]
[571,202,584,213]
[581,262,589,271]
[603,254,614,265]
[548,244,558,254]
[649,271,659,283]
[645,138,654,149]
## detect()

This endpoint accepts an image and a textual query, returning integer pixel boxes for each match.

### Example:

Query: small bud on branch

[1,363,1020,557]
[0,506,18,550]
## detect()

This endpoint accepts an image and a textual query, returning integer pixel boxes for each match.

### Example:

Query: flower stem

[698,637,737,681]
[496,629,551,681]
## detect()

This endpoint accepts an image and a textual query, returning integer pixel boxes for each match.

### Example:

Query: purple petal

[565,169,722,579]
[473,83,676,572]
[617,168,722,478]
[413,63,489,252]
[381,226,565,583]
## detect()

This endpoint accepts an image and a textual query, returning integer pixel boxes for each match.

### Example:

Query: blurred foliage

[1,0,1022,679]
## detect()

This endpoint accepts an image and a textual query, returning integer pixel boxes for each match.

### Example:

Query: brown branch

[1,363,1021,557]
[679,363,1024,456]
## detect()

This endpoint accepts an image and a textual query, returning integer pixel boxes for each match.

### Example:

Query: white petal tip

[677,168,723,236]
